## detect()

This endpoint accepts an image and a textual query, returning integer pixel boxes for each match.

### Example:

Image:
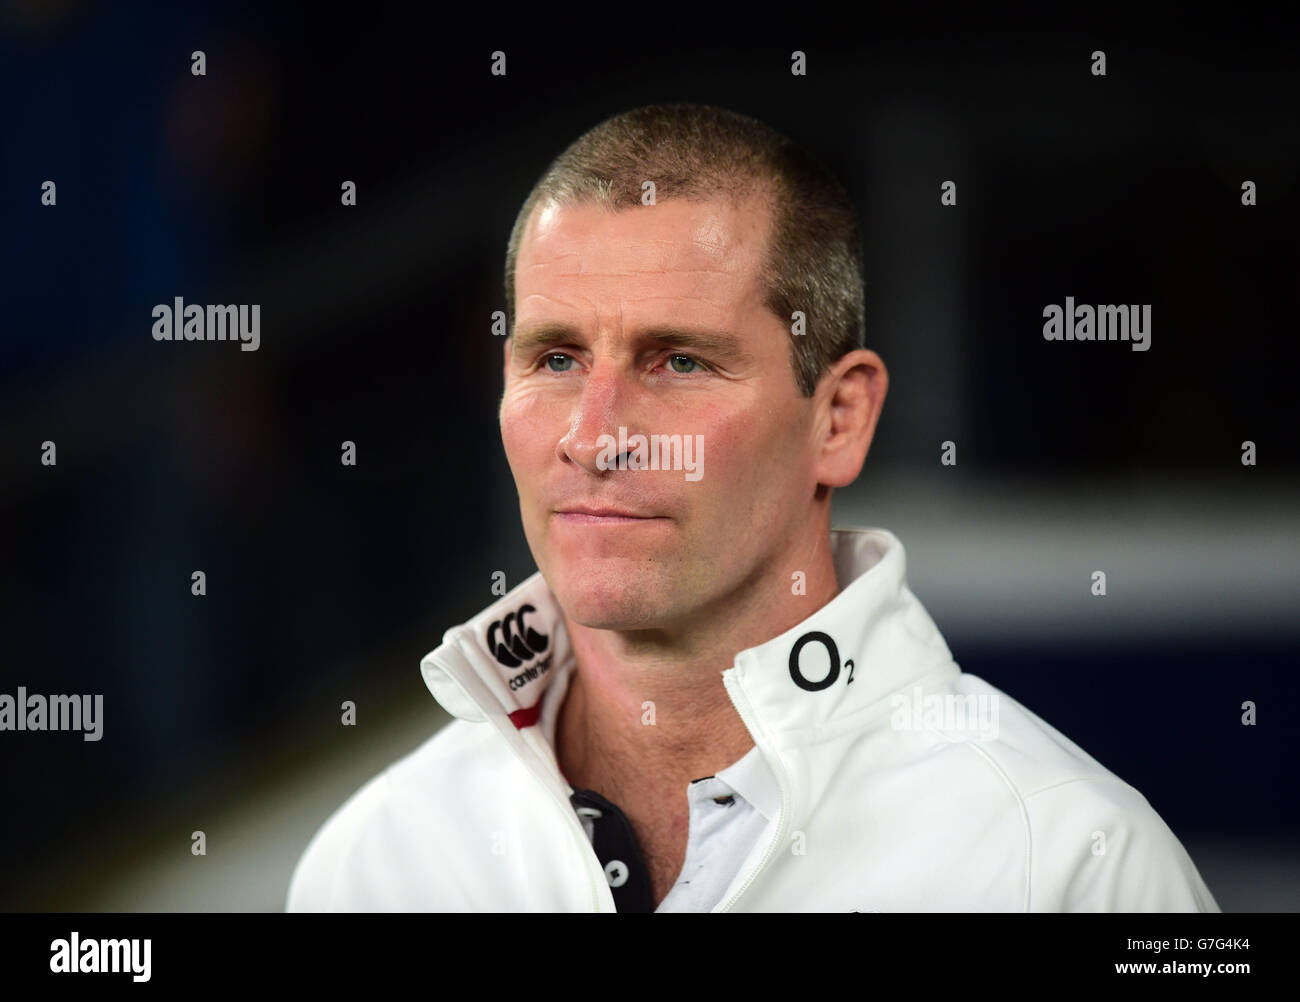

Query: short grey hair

[504,103,865,397]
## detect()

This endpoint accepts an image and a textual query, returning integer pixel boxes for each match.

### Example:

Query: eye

[667,354,702,374]
[544,353,576,372]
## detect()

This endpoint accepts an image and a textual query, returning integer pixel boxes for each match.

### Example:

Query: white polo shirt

[656,745,780,911]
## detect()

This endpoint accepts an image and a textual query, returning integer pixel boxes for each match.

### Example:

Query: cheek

[691,405,809,514]
[700,404,799,477]
[500,388,556,474]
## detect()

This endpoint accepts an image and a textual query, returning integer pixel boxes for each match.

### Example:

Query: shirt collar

[712,744,781,822]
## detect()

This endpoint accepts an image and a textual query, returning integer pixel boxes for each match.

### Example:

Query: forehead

[515,194,773,323]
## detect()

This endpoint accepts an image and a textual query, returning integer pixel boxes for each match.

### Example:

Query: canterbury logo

[486,604,549,668]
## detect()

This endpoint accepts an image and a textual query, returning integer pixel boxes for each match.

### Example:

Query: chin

[549,567,670,631]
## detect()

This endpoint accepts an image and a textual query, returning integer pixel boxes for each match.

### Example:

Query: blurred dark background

[2,6,1297,909]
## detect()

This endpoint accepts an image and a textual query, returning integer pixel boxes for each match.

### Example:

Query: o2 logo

[788,631,855,692]
[486,603,548,668]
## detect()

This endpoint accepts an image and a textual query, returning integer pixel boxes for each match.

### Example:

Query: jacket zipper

[443,646,615,913]
[716,668,791,912]
[503,725,615,912]
[551,777,614,912]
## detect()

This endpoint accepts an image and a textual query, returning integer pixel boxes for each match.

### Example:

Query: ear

[812,348,888,489]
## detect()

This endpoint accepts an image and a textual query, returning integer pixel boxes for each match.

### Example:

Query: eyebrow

[512,322,753,363]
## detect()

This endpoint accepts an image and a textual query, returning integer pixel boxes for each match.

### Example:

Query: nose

[556,362,629,475]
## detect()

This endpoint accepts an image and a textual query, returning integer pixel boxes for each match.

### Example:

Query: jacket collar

[419,527,958,812]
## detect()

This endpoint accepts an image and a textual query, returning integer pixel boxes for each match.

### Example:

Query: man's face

[501,193,822,633]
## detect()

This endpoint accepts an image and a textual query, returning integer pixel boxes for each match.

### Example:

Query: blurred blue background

[1,5,1297,910]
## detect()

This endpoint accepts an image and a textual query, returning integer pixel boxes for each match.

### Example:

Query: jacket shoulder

[285,718,497,911]
[943,674,1218,911]
[1021,774,1219,911]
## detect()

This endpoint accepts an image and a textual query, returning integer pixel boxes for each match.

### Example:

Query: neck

[555,526,840,798]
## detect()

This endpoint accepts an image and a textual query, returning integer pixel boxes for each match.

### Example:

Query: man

[287,103,1218,912]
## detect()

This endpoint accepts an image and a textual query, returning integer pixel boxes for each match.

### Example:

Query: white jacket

[286,527,1219,912]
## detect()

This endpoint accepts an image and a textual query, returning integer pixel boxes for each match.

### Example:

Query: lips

[556,505,654,518]
[552,502,668,526]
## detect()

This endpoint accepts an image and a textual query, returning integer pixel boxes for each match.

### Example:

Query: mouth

[553,506,666,524]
